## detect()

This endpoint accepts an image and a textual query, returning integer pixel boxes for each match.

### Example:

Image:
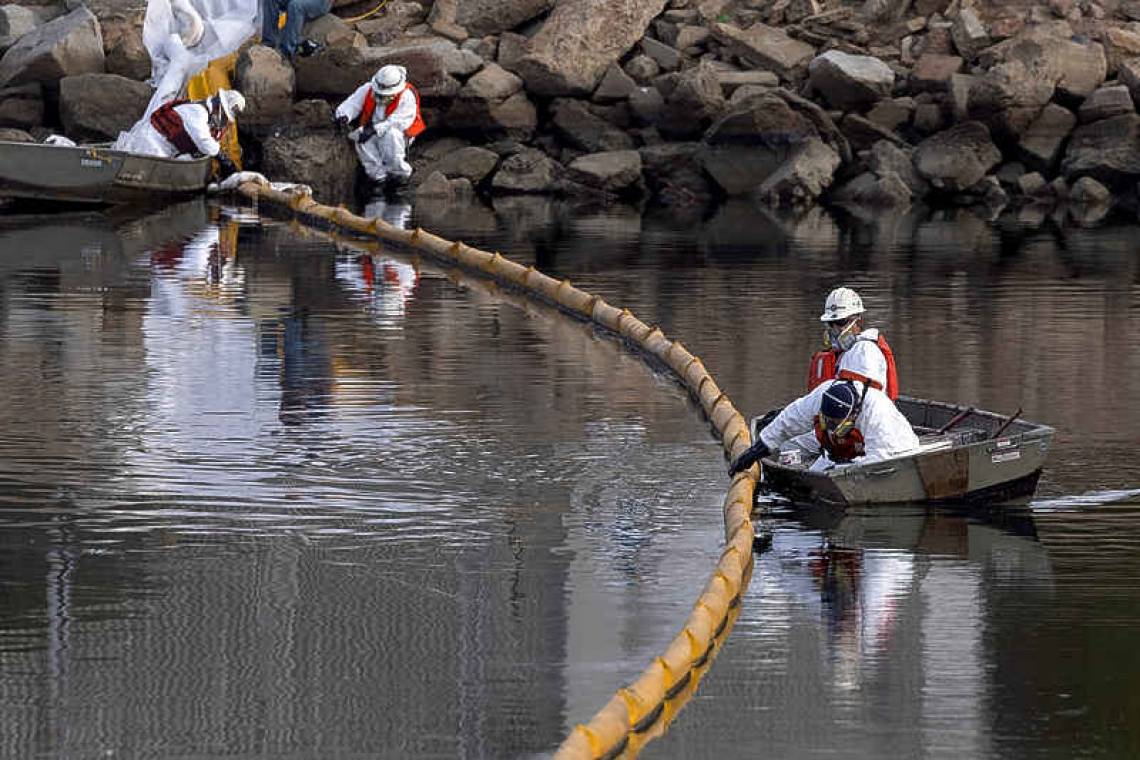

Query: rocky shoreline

[2,0,1139,220]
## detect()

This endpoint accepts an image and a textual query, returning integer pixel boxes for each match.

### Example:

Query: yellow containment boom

[186,51,243,170]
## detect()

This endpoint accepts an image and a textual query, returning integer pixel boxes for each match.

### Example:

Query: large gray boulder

[261,127,357,201]
[59,72,150,141]
[914,121,1001,192]
[0,5,40,53]
[513,0,668,97]
[566,149,643,194]
[235,45,296,126]
[101,11,149,80]
[549,98,635,153]
[966,58,1055,140]
[295,41,461,99]
[428,0,553,37]
[978,22,1105,103]
[808,50,894,111]
[0,81,42,128]
[755,137,840,205]
[445,63,537,138]
[1014,103,1075,174]
[0,7,102,89]
[490,146,563,193]
[1061,113,1140,189]
[655,61,726,139]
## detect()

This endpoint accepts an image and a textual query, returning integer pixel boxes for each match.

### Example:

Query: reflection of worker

[728,379,919,475]
[809,287,899,400]
[134,90,246,178]
[363,199,412,229]
[334,65,425,195]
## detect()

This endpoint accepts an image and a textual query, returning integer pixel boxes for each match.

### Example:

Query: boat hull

[0,141,211,204]
[755,396,1054,508]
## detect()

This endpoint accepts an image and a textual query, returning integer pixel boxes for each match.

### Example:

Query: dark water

[0,196,1137,759]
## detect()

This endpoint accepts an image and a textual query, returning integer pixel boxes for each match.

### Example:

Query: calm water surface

[0,196,1137,759]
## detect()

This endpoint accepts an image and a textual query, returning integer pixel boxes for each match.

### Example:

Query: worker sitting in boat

[809,287,899,400]
[133,89,246,179]
[334,65,425,196]
[728,379,919,476]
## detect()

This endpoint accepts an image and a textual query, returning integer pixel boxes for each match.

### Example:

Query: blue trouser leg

[261,0,286,48]
[279,0,331,56]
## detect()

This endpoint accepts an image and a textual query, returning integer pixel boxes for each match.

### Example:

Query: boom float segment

[235,181,759,760]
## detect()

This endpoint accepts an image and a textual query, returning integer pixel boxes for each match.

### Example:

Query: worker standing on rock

[132,89,246,179]
[334,65,425,197]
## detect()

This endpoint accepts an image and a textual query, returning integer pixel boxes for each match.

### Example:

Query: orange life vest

[150,99,228,156]
[360,84,426,138]
[807,334,899,401]
[814,416,866,463]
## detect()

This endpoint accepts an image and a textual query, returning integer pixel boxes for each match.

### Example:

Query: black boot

[297,38,323,57]
[385,174,411,198]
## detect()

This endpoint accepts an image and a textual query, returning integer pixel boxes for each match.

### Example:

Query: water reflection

[1,196,1139,759]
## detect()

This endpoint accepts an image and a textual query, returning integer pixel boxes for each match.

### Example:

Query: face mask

[824,319,859,351]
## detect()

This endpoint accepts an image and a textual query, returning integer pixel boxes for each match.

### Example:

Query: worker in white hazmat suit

[728,379,920,476]
[808,287,900,400]
[130,89,246,178]
[334,65,425,194]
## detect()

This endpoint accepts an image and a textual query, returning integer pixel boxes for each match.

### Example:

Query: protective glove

[334,115,349,136]
[728,439,770,477]
[358,123,376,143]
[214,151,238,179]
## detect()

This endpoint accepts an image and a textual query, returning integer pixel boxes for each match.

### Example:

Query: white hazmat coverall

[335,83,417,182]
[131,102,223,159]
[759,380,920,472]
[837,328,889,390]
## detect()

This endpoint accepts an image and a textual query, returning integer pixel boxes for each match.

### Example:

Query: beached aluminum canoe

[752,395,1054,508]
[0,140,211,205]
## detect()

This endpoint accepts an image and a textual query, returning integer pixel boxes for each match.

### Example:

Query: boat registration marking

[992,450,1021,463]
[80,159,104,168]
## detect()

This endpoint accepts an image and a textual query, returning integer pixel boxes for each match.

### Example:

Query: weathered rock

[675,24,711,50]
[354,2,429,47]
[429,145,499,184]
[710,22,815,82]
[490,146,563,193]
[655,61,726,139]
[1015,171,1048,196]
[413,169,457,198]
[430,0,552,37]
[639,141,716,206]
[978,22,1105,103]
[628,85,665,125]
[866,138,928,197]
[909,53,963,93]
[948,72,973,122]
[755,136,840,205]
[513,0,668,96]
[949,9,989,60]
[841,113,905,152]
[1119,56,1140,105]
[912,101,945,135]
[235,45,296,126]
[295,41,461,99]
[100,11,148,80]
[497,32,527,72]
[1078,84,1134,123]
[593,63,636,103]
[0,126,32,141]
[0,5,39,52]
[808,50,894,111]
[966,59,1055,139]
[716,69,778,97]
[1102,26,1140,77]
[914,121,1001,192]
[866,97,913,130]
[0,81,42,128]
[550,98,635,152]
[624,53,660,84]
[566,149,643,194]
[831,169,912,207]
[1016,103,1076,173]
[1068,174,1111,204]
[0,7,103,89]
[640,37,682,72]
[58,72,149,141]
[1061,112,1140,188]
[261,128,358,201]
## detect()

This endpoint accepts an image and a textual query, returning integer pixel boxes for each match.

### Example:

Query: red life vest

[806,334,899,400]
[814,416,866,463]
[360,84,426,138]
[150,99,228,156]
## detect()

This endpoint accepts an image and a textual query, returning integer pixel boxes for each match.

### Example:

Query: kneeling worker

[728,379,919,477]
[135,89,246,179]
[334,65,425,194]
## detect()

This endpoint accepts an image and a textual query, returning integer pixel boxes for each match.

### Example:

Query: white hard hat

[217,89,246,121]
[371,65,407,96]
[820,287,865,322]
